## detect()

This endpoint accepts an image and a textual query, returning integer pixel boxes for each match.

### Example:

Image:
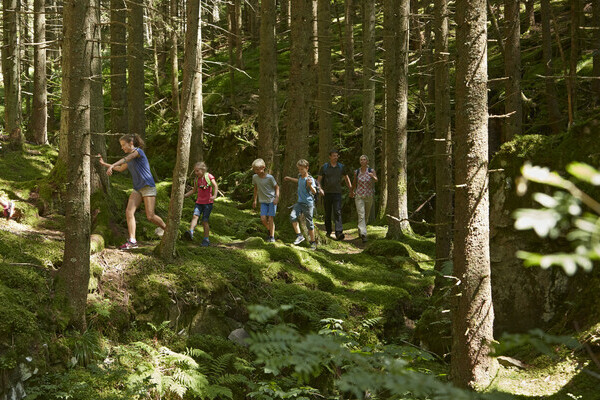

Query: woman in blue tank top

[99,134,167,250]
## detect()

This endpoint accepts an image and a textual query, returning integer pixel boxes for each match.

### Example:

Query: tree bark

[384,0,411,238]
[317,0,332,167]
[280,0,290,31]
[159,0,201,260]
[362,0,376,165]
[128,0,145,137]
[540,0,562,133]
[568,0,580,125]
[433,0,453,282]
[503,0,522,142]
[362,0,377,156]
[170,0,180,115]
[32,0,48,145]
[524,0,535,31]
[593,0,600,103]
[3,0,23,150]
[110,0,128,155]
[258,0,279,171]
[190,1,204,164]
[344,0,354,97]
[90,0,109,194]
[279,0,311,212]
[452,0,496,387]
[58,0,93,332]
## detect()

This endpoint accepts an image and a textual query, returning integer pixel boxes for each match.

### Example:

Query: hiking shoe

[310,241,317,250]
[336,232,345,241]
[201,238,210,247]
[155,227,164,238]
[361,234,368,243]
[183,230,194,241]
[267,236,275,243]
[293,235,305,245]
[4,201,14,220]
[119,240,138,250]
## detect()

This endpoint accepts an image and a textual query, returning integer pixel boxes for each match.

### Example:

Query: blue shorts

[290,202,314,230]
[260,202,277,217]
[193,203,213,222]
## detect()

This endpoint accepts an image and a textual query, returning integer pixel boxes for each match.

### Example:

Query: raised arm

[284,176,299,183]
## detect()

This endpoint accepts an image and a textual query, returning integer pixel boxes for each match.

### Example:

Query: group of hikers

[3,134,378,251]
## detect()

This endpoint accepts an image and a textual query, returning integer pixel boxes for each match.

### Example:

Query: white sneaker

[293,235,305,245]
[155,227,165,237]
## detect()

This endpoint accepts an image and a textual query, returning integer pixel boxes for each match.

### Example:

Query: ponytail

[119,133,145,149]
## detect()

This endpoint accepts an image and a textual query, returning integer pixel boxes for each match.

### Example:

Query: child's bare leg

[143,196,167,229]
[308,229,315,242]
[202,221,210,238]
[268,217,275,237]
[292,221,301,235]
[126,192,143,240]
[190,215,199,231]
[260,215,270,230]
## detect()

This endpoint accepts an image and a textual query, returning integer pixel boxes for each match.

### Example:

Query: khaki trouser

[355,195,374,237]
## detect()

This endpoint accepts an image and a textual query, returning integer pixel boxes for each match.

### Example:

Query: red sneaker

[119,240,138,250]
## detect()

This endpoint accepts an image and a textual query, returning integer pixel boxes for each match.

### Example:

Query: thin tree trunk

[384,0,411,238]
[452,0,496,386]
[540,0,562,133]
[279,0,311,212]
[280,0,290,31]
[22,0,33,140]
[32,0,48,145]
[433,0,453,283]
[159,0,201,260]
[128,0,145,137]
[568,0,580,125]
[190,0,204,164]
[594,0,600,103]
[258,0,279,171]
[344,0,354,96]
[58,0,92,332]
[170,0,180,114]
[317,0,332,167]
[524,0,535,31]
[3,0,23,150]
[362,0,376,165]
[228,1,236,103]
[235,0,243,68]
[110,0,128,156]
[504,0,522,141]
[378,88,388,220]
[90,0,109,194]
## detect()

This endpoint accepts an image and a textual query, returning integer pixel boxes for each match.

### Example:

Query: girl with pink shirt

[349,155,378,243]
[184,162,218,246]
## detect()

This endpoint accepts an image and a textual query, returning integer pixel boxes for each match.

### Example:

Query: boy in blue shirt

[284,159,317,250]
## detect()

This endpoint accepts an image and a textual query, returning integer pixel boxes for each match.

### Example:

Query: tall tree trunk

[22,0,33,140]
[540,0,562,133]
[258,0,279,171]
[311,0,318,98]
[170,0,180,115]
[235,0,243,68]
[524,0,535,31]
[190,0,204,164]
[58,0,92,332]
[344,0,354,97]
[280,0,290,31]
[90,0,109,194]
[594,0,600,103]
[452,0,496,387]
[3,0,23,150]
[110,0,128,156]
[433,0,453,283]
[378,87,388,220]
[279,0,311,212]
[503,0,522,142]
[384,0,411,238]
[362,0,376,164]
[128,0,145,137]
[317,0,332,167]
[568,0,579,125]
[159,0,201,260]
[32,0,48,144]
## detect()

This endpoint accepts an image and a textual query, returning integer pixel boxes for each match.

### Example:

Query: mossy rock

[363,240,411,258]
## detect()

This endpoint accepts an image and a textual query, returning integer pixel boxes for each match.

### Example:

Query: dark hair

[119,134,145,148]
[329,149,339,155]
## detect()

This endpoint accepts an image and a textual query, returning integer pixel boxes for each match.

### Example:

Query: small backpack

[195,172,217,194]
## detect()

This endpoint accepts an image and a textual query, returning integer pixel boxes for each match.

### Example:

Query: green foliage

[514,162,600,275]
[493,329,580,357]
[246,305,496,400]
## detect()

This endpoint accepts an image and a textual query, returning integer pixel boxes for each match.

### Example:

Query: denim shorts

[194,203,213,222]
[134,185,157,197]
[290,202,314,230]
[260,202,277,217]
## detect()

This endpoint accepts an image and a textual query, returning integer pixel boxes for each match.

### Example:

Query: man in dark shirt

[317,149,352,240]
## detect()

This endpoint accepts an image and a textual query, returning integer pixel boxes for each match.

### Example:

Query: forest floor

[1,143,599,399]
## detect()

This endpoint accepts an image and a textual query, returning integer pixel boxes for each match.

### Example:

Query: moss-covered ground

[1,143,599,398]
